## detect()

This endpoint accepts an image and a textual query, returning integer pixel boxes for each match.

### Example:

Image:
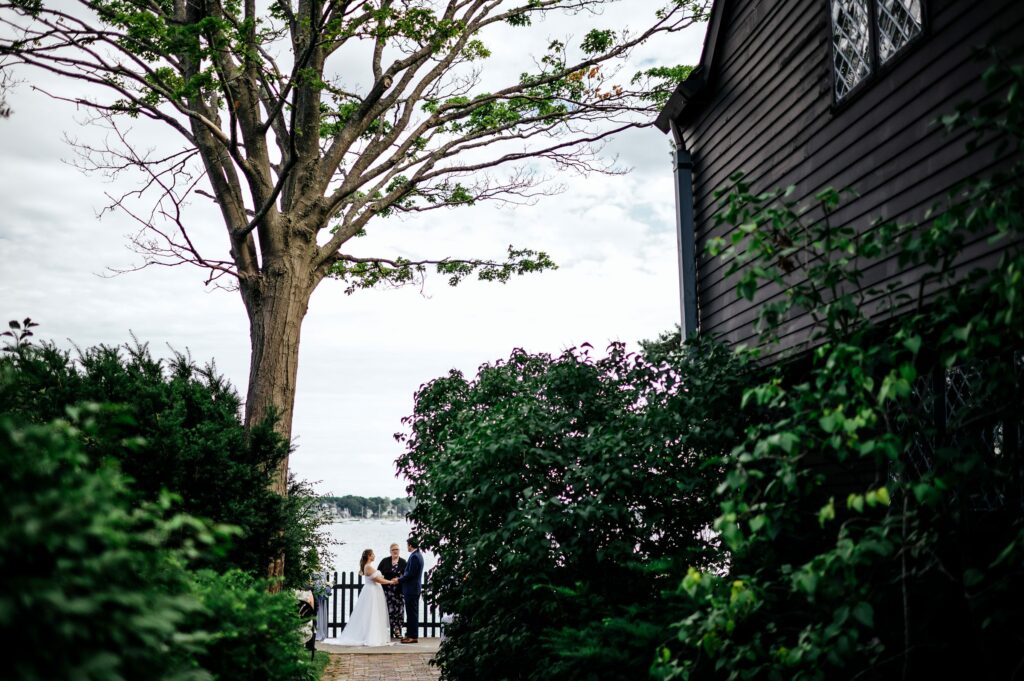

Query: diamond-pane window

[830,0,925,102]
[877,0,923,63]
[831,0,872,100]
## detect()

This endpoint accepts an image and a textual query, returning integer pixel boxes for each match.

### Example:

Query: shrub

[0,351,324,679]
[186,569,318,681]
[0,340,331,585]
[651,57,1024,680]
[397,337,752,680]
[400,57,1024,680]
[0,401,219,681]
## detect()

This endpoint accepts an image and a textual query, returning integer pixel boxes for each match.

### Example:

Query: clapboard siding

[739,226,1012,353]
[704,131,1011,342]
[696,0,986,207]
[723,209,1011,352]
[745,2,991,211]
[688,5,825,199]
[670,0,1023,356]
[695,0,999,268]
[699,114,1005,316]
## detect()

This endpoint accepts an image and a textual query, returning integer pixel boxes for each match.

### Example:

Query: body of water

[325,518,437,576]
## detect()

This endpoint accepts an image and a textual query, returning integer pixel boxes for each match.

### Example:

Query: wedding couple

[326,538,424,647]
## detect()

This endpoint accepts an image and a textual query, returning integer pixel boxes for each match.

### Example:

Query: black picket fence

[324,571,447,638]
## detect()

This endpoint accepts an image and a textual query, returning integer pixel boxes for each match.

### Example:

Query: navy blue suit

[398,549,424,638]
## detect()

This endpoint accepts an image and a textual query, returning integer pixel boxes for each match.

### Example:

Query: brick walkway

[319,639,441,680]
[322,652,439,680]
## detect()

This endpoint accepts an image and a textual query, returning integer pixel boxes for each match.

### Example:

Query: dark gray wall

[678,0,1023,356]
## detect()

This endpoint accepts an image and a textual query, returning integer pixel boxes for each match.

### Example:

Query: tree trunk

[240,255,313,583]
[242,262,312,488]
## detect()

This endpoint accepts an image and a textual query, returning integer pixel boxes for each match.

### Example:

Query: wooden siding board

[704,0,1020,212]
[712,230,1010,359]
[692,0,1009,216]
[690,8,824,155]
[700,135,1011,323]
[691,37,829,213]
[698,113,1002,314]
[686,1,827,185]
[700,141,1013,338]
[712,233,1009,351]
[734,235,1013,361]
[682,0,1023,351]
[687,0,792,134]
[694,61,1016,309]
[695,0,820,119]
[685,7,833,287]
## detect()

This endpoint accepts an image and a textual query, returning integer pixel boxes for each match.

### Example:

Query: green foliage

[462,38,492,61]
[0,402,318,680]
[631,65,696,107]
[0,339,331,586]
[581,29,616,55]
[401,57,1024,681]
[1,317,37,350]
[10,0,42,15]
[283,474,336,587]
[0,338,328,678]
[3,0,704,310]
[326,245,557,294]
[186,569,318,681]
[0,404,216,680]
[398,336,753,680]
[654,57,1024,681]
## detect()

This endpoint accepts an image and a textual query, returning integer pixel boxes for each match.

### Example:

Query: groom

[397,537,424,643]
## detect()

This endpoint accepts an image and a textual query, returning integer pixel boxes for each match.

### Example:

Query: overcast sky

[0,2,707,498]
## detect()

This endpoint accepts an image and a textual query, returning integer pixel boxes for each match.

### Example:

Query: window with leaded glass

[877,0,923,63]
[832,0,873,100]
[830,0,925,102]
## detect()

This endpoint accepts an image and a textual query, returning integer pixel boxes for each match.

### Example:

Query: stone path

[319,639,441,680]
[322,653,439,680]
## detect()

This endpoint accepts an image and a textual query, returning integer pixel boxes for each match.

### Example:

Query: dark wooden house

[653,8,1023,675]
[656,0,1023,352]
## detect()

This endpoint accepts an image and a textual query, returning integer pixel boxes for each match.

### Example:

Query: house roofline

[655,0,727,133]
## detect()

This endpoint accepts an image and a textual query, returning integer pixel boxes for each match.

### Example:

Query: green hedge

[0,340,330,586]
[0,405,213,680]
[187,570,317,681]
[0,343,328,679]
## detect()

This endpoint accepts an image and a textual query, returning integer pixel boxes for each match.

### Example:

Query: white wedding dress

[325,569,392,647]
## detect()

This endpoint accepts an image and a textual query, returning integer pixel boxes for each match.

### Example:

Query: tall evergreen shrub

[0,340,330,584]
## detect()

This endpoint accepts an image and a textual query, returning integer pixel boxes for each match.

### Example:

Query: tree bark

[240,253,313,495]
[238,249,314,585]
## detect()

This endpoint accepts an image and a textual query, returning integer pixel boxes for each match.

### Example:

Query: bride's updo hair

[359,548,373,573]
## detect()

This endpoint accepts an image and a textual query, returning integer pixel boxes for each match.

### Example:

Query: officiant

[377,543,407,639]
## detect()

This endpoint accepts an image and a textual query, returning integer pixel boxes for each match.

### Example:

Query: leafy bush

[0,354,324,679]
[0,402,217,681]
[283,474,335,588]
[0,340,331,585]
[400,58,1024,680]
[186,569,318,681]
[398,337,752,680]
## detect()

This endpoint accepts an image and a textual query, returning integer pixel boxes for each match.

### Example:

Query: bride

[325,549,396,647]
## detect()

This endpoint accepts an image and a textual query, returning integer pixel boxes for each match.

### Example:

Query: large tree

[0,0,703,571]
